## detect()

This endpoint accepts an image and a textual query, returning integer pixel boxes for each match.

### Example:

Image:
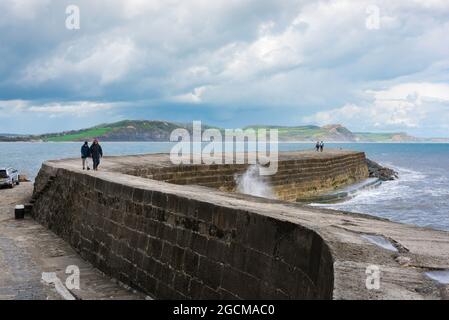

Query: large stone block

[198,257,223,289]
[148,237,163,260]
[221,266,261,299]
[184,249,200,277]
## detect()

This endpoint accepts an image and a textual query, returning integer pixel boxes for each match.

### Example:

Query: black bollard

[15,205,25,219]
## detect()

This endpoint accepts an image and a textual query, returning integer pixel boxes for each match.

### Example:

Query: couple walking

[315,141,324,152]
[81,139,103,171]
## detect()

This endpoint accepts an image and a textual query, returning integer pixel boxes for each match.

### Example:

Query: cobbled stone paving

[0,236,47,299]
[0,183,145,300]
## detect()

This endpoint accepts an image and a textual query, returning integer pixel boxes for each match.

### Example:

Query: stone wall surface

[124,151,369,201]
[31,150,449,299]
[32,164,333,299]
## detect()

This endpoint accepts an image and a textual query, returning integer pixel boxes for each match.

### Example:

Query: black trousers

[92,156,100,169]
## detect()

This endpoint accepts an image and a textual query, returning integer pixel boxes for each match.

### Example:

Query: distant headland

[0,120,447,143]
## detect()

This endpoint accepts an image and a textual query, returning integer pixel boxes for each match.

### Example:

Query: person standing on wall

[315,141,320,152]
[81,141,91,170]
[90,139,103,171]
[320,141,324,152]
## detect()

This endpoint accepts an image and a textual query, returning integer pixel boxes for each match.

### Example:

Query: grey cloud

[0,0,448,135]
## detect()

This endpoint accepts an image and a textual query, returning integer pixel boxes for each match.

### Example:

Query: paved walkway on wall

[46,149,363,172]
[0,183,145,300]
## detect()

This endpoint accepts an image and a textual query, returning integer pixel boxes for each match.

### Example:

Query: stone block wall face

[272,153,369,201]
[125,152,369,201]
[32,165,334,299]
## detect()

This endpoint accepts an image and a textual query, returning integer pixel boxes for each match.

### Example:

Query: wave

[311,165,427,208]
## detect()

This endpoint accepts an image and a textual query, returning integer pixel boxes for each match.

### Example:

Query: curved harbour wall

[124,151,369,201]
[32,163,334,299]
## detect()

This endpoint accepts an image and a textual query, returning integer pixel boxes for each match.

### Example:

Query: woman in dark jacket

[90,139,103,171]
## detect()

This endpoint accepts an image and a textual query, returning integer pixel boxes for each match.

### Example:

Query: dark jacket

[81,145,90,158]
[90,144,103,159]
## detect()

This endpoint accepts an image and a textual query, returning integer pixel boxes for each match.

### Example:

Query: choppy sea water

[1,142,448,231]
[307,143,449,232]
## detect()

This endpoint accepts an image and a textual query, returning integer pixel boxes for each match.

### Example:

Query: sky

[0,0,449,137]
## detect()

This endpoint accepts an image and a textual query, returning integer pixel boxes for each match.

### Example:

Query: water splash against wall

[235,165,276,199]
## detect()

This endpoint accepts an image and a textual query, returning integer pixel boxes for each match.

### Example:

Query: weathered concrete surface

[0,183,145,300]
[31,150,449,300]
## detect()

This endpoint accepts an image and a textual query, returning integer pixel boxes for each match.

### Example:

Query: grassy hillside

[353,132,418,142]
[39,120,187,142]
[44,127,114,142]
[246,124,356,141]
[0,120,425,142]
[246,125,323,139]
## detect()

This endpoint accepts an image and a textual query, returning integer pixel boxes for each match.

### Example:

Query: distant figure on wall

[90,139,103,171]
[315,141,320,152]
[320,141,324,152]
[81,141,91,170]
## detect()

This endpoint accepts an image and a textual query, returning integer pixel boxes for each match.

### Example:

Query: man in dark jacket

[81,141,91,170]
[90,139,103,171]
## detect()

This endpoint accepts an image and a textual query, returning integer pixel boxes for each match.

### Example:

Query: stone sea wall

[125,152,369,201]
[32,164,334,299]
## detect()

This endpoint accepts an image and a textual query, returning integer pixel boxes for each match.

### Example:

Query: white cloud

[303,82,449,132]
[410,0,449,11]
[0,0,51,20]
[28,101,114,116]
[0,100,118,118]
[171,86,209,104]
[120,0,163,18]
[220,30,304,79]
[22,38,138,86]
[369,83,449,102]
[0,99,29,115]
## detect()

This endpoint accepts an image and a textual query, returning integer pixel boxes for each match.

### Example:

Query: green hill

[244,124,357,141]
[39,120,189,142]
[0,120,425,142]
[353,132,418,142]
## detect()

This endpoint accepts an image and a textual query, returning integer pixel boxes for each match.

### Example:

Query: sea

[1,142,448,231]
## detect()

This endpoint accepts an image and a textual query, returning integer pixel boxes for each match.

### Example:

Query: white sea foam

[312,165,426,209]
[309,155,449,231]
[393,165,427,181]
[423,188,449,197]
[235,165,276,199]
